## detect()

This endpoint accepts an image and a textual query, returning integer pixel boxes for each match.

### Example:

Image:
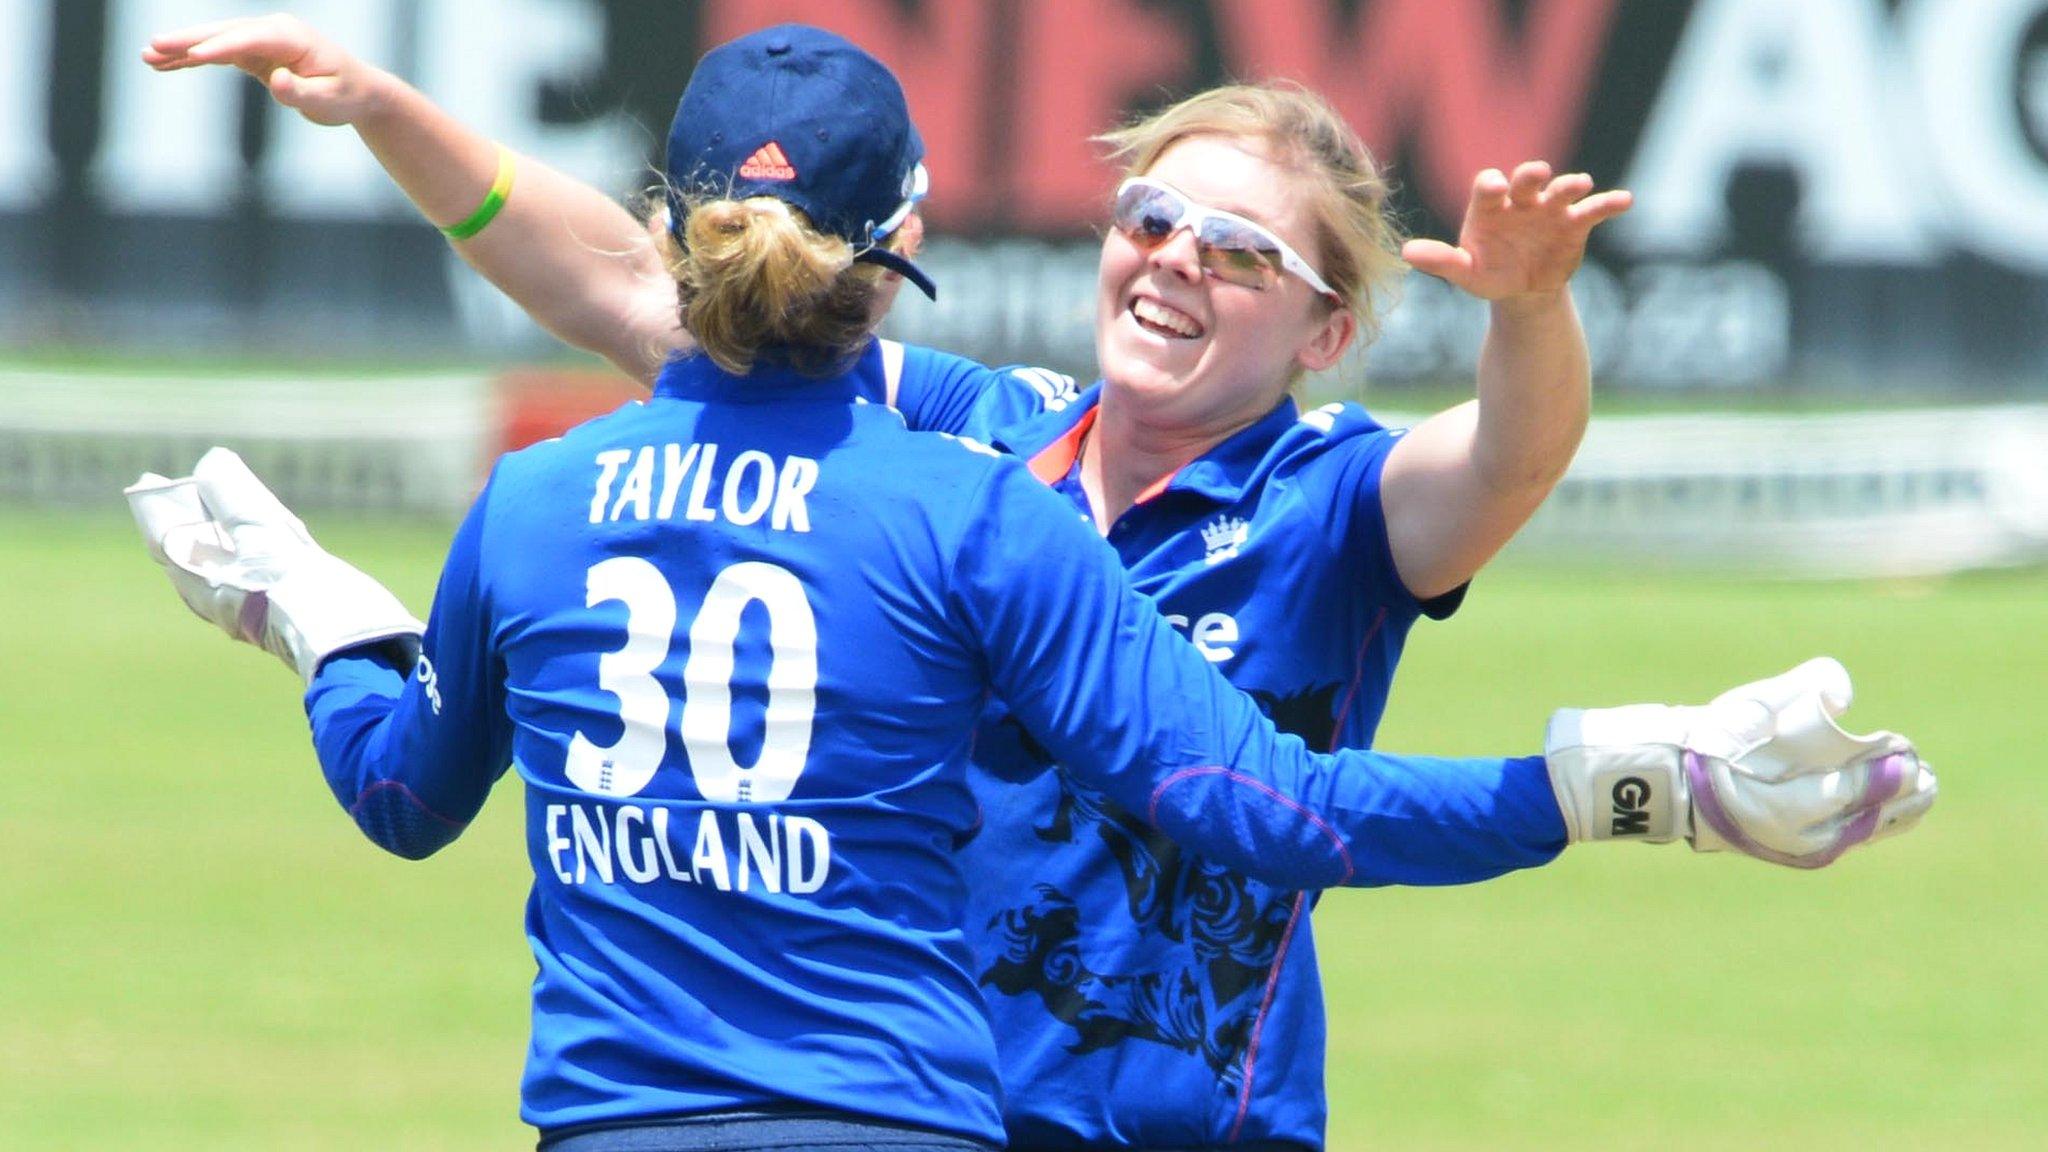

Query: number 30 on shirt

[564,557,818,803]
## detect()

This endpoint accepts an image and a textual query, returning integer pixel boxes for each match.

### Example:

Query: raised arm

[1381,161,1632,600]
[125,448,1934,875]
[955,459,1566,888]
[125,449,511,858]
[145,14,681,383]
[953,460,1933,883]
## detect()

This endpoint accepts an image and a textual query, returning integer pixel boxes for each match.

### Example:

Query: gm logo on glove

[1610,776,1653,837]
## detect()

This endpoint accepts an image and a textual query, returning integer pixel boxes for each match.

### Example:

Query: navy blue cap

[666,24,935,299]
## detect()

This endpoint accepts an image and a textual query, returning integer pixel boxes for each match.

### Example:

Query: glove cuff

[1544,705,1691,844]
[263,558,425,683]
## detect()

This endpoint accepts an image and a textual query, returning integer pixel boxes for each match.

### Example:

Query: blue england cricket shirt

[301,341,1564,1144]
[892,347,1569,1150]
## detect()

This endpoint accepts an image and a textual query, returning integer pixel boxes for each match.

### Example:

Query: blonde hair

[655,194,889,377]
[1096,82,1405,344]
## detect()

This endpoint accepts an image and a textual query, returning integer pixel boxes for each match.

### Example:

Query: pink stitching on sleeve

[347,779,467,829]
[1147,766,1356,886]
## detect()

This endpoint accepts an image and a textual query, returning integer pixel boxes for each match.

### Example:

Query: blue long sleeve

[888,342,1073,440]
[303,490,513,859]
[952,461,1566,889]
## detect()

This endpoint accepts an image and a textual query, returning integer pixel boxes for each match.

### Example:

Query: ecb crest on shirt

[1199,515,1249,565]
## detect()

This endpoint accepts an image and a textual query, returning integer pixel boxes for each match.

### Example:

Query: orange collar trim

[1025,407,1181,507]
[1027,407,1098,486]
[1133,468,1176,506]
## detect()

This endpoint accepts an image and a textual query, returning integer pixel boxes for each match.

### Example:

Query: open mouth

[1130,297,1204,340]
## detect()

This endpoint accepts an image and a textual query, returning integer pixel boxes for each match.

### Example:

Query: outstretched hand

[126,448,423,683]
[142,14,385,127]
[1402,161,1632,302]
[1544,657,1936,867]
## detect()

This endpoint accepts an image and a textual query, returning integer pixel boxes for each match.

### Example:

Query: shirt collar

[992,381,1103,461]
[1166,395,1302,504]
[996,385,1302,508]
[653,340,878,405]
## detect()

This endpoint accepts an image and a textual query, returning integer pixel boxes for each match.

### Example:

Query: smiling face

[1095,133,1356,436]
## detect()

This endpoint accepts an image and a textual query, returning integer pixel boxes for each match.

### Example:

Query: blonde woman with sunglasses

[941,91,1627,1151]
[139,18,1926,1152]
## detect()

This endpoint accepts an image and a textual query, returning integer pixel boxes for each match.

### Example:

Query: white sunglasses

[1112,176,1341,302]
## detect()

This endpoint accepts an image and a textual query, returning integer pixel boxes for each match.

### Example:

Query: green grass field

[2,508,2040,1150]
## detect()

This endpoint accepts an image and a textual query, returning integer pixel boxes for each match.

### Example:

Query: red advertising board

[5,0,2046,393]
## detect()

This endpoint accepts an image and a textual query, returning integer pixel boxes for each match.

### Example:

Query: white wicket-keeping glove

[125,447,423,683]
[1545,658,1935,868]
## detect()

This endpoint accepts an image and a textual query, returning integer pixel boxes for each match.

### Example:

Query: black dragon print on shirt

[979,682,1342,1076]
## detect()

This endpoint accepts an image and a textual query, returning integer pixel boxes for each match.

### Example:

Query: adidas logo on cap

[738,142,797,181]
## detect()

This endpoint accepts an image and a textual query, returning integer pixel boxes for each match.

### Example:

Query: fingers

[1702,665,1799,750]
[1465,167,1512,220]
[1706,745,1934,866]
[268,66,316,109]
[123,470,185,501]
[1713,657,1904,780]
[1717,657,1854,719]
[1473,163,1582,215]
[192,447,307,539]
[1813,749,1937,853]
[141,18,251,65]
[195,21,302,63]
[125,471,236,576]
[1707,658,1848,751]
[160,519,240,576]
[1422,163,1631,297]
[267,66,302,106]
[1806,656,1854,716]
[1567,188,1634,228]
[265,68,355,125]
[1864,759,1938,845]
[1399,237,1472,283]
[125,472,207,563]
[142,50,207,71]
[1470,163,1630,225]
[1506,161,1552,209]
[143,14,318,80]
[1543,170,1594,203]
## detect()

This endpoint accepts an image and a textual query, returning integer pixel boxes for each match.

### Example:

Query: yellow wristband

[441,147,515,240]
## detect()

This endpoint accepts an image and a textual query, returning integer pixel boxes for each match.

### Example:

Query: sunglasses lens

[1113,180,1302,293]
[1113,183,1184,248]
[1195,221,1284,290]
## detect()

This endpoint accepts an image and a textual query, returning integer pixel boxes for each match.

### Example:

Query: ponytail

[661,195,887,376]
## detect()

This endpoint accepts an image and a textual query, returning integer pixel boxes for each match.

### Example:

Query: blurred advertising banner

[15,362,2046,576]
[6,0,2048,394]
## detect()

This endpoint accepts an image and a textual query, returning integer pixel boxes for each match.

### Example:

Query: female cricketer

[137,17,1937,1152]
